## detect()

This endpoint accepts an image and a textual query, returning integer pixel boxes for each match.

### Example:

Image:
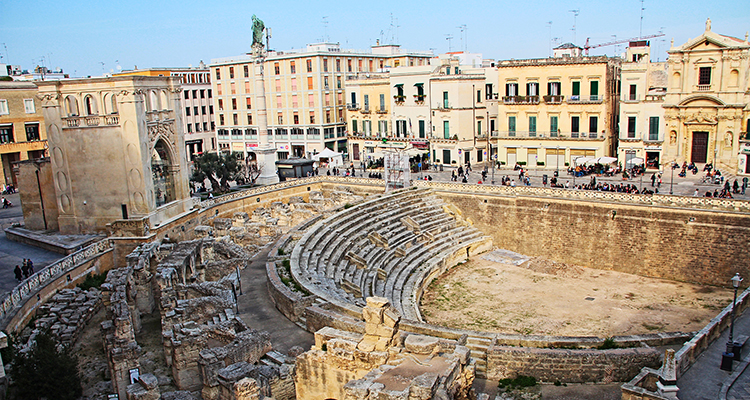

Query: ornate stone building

[32,76,192,234]
[662,19,750,172]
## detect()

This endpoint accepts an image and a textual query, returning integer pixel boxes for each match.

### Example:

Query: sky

[1,0,749,78]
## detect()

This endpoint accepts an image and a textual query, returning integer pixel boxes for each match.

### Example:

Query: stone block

[362,306,384,325]
[374,336,392,352]
[213,218,232,231]
[409,373,438,400]
[366,297,390,310]
[404,335,440,355]
[382,308,400,329]
[138,373,159,390]
[357,336,378,352]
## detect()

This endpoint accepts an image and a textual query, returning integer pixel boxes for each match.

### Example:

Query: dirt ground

[421,251,734,337]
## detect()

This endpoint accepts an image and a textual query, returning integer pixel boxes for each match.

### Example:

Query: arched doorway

[152,140,176,207]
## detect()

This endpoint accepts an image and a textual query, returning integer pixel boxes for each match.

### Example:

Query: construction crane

[583,32,665,55]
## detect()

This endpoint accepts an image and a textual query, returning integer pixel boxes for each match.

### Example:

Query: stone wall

[437,191,750,286]
[486,345,661,383]
[16,159,59,231]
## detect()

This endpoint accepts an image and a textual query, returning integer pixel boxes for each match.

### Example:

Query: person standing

[14,265,22,282]
[21,261,29,279]
[651,173,656,187]
[27,259,34,275]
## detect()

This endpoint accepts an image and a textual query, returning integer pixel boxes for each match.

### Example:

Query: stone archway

[151,139,176,207]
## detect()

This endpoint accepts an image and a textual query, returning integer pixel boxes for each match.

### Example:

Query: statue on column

[252,15,265,48]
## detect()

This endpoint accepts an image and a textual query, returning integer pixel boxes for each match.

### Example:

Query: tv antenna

[100,61,106,75]
[457,24,467,53]
[546,21,553,57]
[639,0,645,38]
[445,34,454,52]
[322,16,329,42]
[569,8,580,44]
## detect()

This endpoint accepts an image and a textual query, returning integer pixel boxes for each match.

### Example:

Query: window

[243,65,249,77]
[396,120,406,136]
[336,59,341,72]
[208,89,212,98]
[309,111,315,124]
[572,81,580,97]
[246,97,252,109]
[192,89,198,99]
[192,106,198,115]
[219,114,225,125]
[348,59,352,72]
[324,76,329,89]
[649,116,659,141]
[443,91,449,108]
[443,149,451,164]
[187,124,192,133]
[337,77,341,89]
[294,113,299,124]
[290,61,296,74]
[485,83,494,99]
[201,105,206,115]
[215,68,221,80]
[477,120,482,136]
[629,84,637,100]
[247,114,253,125]
[627,116,636,138]
[203,122,208,131]
[443,120,450,139]
[306,59,312,72]
[589,116,598,133]
[529,116,537,135]
[352,119,358,133]
[200,89,205,99]
[363,94,369,110]
[307,76,313,90]
[233,114,238,125]
[209,105,214,114]
[477,149,483,163]
[571,116,580,135]
[323,59,328,72]
[550,116,559,136]
[195,123,201,132]
[25,123,40,141]
[229,67,234,79]
[380,94,385,110]
[505,83,518,96]
[231,99,237,110]
[0,125,14,143]
[699,67,711,85]
[0,99,9,115]
[477,90,482,103]
[24,99,35,113]
[508,116,516,135]
[547,81,561,96]
[184,91,189,100]
[274,62,280,75]
[230,82,236,94]
[185,107,191,116]
[419,120,425,138]
[590,81,599,98]
[526,82,539,96]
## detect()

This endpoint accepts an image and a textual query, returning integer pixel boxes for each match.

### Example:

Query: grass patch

[598,337,619,350]
[498,375,537,390]
[277,248,285,256]
[277,259,309,295]
[77,272,108,291]
[344,203,353,209]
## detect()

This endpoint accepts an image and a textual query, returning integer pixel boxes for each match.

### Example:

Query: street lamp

[721,273,743,370]
[670,162,675,195]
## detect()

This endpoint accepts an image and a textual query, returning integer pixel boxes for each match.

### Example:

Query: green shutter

[590,81,599,96]
[443,91,449,108]
[572,81,580,96]
[509,116,516,135]
[352,120,357,133]
[550,116,558,136]
[649,116,659,140]
[529,116,537,133]
[443,120,450,139]
[419,120,425,138]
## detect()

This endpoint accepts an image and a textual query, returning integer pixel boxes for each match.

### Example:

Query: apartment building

[210,42,431,162]
[0,81,48,187]
[617,42,667,169]
[347,54,499,167]
[115,64,216,160]
[491,48,621,169]
[662,20,750,174]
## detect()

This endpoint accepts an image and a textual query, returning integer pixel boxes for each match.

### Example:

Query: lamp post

[721,273,743,370]
[670,162,675,195]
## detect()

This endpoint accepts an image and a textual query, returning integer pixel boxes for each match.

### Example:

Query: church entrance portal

[691,132,709,164]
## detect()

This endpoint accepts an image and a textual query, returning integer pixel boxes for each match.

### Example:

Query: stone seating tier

[290,188,493,323]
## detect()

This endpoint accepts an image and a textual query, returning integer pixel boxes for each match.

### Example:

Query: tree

[191,152,242,193]
[9,332,82,400]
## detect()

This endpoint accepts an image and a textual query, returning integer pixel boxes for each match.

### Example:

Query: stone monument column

[251,42,279,185]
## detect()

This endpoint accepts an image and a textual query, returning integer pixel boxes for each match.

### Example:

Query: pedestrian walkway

[235,248,313,354]
[678,306,750,399]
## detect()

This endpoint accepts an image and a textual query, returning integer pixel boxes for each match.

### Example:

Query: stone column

[656,348,679,399]
[252,44,279,186]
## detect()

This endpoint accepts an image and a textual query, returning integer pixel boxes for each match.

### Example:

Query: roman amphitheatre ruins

[2,176,749,400]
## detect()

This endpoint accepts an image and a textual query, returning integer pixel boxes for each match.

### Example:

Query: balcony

[567,95,603,104]
[436,102,451,111]
[376,106,388,114]
[503,95,539,105]
[697,84,711,92]
[361,106,371,114]
[491,130,605,140]
[346,102,359,111]
[63,114,120,129]
[622,94,640,103]
[414,94,426,104]
[543,95,564,104]
[393,95,406,104]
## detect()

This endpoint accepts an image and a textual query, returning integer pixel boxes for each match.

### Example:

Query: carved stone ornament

[685,110,718,124]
